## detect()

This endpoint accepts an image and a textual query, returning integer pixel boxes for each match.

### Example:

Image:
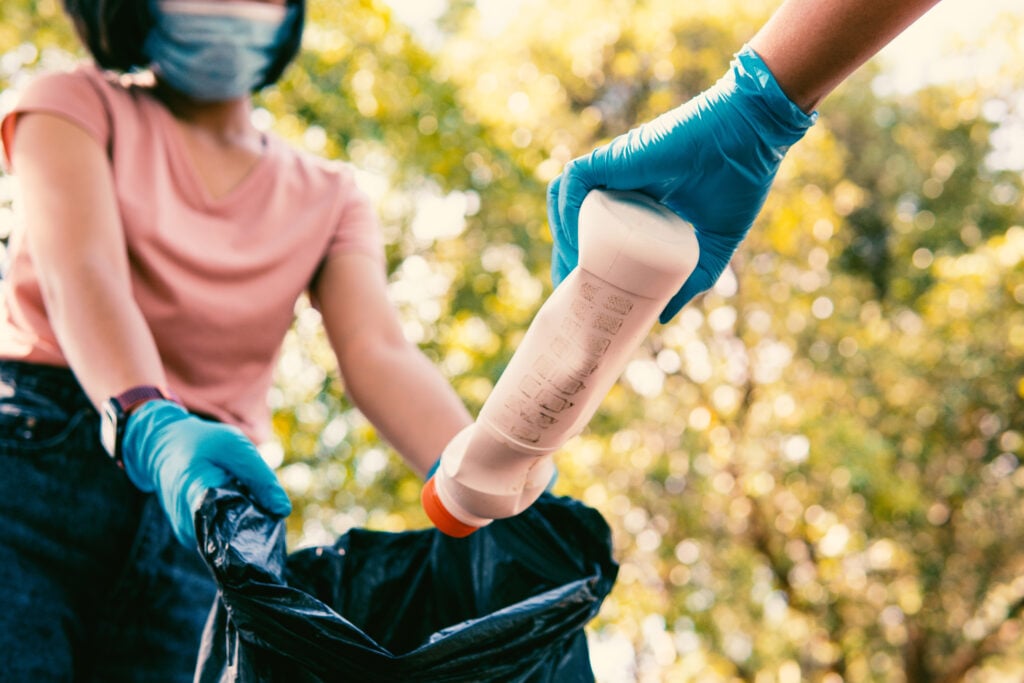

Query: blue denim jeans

[0,361,217,682]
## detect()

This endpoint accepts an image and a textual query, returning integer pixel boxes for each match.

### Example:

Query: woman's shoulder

[14,62,151,113]
[268,135,362,190]
[264,138,380,237]
[14,63,96,104]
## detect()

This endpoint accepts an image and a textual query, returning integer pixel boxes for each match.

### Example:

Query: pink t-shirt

[0,64,384,442]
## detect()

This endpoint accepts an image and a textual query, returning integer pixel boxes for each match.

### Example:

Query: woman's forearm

[749,0,943,112]
[340,336,472,477]
[318,252,472,477]
[12,113,169,408]
[39,261,168,408]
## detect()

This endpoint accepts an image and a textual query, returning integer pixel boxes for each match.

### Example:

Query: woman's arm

[750,0,943,112]
[10,112,291,547]
[316,252,472,478]
[549,0,944,321]
[11,112,169,407]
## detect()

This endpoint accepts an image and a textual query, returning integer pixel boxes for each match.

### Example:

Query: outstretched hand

[547,45,816,322]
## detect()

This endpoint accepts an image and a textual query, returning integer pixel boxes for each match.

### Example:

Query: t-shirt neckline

[146,95,276,211]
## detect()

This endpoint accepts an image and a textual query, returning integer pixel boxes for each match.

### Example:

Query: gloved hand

[548,44,817,322]
[121,400,292,549]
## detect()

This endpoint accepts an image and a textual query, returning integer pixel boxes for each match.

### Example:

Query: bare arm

[11,113,169,408]
[749,0,943,112]
[316,252,472,477]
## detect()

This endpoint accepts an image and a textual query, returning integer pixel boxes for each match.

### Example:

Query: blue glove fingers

[660,265,717,323]
[550,241,573,288]
[188,421,291,517]
[177,428,289,548]
[223,441,293,517]
[546,176,576,286]
[552,156,606,270]
[659,226,747,321]
[121,401,291,550]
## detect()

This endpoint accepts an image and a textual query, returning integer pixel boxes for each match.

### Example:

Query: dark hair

[60,0,306,89]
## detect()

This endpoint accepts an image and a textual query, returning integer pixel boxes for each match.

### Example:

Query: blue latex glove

[121,400,292,549]
[548,45,817,323]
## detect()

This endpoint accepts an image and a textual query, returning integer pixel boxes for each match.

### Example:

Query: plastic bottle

[421,190,700,536]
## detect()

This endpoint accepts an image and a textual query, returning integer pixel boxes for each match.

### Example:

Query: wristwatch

[100,385,178,466]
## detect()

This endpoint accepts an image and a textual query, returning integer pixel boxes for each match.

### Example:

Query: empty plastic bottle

[422,190,700,536]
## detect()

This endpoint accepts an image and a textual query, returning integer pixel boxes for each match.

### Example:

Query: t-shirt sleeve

[307,172,386,309]
[1,67,112,172]
[326,170,386,264]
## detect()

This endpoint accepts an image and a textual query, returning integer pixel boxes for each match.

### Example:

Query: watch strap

[114,385,176,415]
[103,384,181,467]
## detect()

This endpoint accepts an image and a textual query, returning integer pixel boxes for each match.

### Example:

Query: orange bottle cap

[421,476,481,538]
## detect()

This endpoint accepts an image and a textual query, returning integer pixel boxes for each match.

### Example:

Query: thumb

[232,459,292,517]
[659,266,716,324]
[558,157,604,249]
[209,428,292,517]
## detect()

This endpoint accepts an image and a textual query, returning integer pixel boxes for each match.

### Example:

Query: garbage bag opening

[194,487,618,683]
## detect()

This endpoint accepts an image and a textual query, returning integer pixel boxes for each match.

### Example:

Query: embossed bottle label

[423,190,700,532]
[480,269,662,452]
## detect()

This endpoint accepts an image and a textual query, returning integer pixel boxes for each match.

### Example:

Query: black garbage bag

[193,487,618,683]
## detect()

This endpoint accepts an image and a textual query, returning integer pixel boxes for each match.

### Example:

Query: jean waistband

[0,360,94,414]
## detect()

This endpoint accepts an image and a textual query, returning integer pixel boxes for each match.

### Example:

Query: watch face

[100,399,119,457]
[99,386,171,460]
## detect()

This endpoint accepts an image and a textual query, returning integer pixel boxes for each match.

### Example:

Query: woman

[0,1,472,680]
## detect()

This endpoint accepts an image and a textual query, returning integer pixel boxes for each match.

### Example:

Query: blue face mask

[144,1,298,102]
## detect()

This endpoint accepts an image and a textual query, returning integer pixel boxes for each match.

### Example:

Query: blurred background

[2,0,1023,680]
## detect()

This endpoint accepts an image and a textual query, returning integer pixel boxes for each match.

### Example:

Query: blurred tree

[1,1,1022,681]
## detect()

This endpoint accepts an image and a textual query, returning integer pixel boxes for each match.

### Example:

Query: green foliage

[1,1,1023,680]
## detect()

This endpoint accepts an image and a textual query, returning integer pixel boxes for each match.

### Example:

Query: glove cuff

[729,44,818,148]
